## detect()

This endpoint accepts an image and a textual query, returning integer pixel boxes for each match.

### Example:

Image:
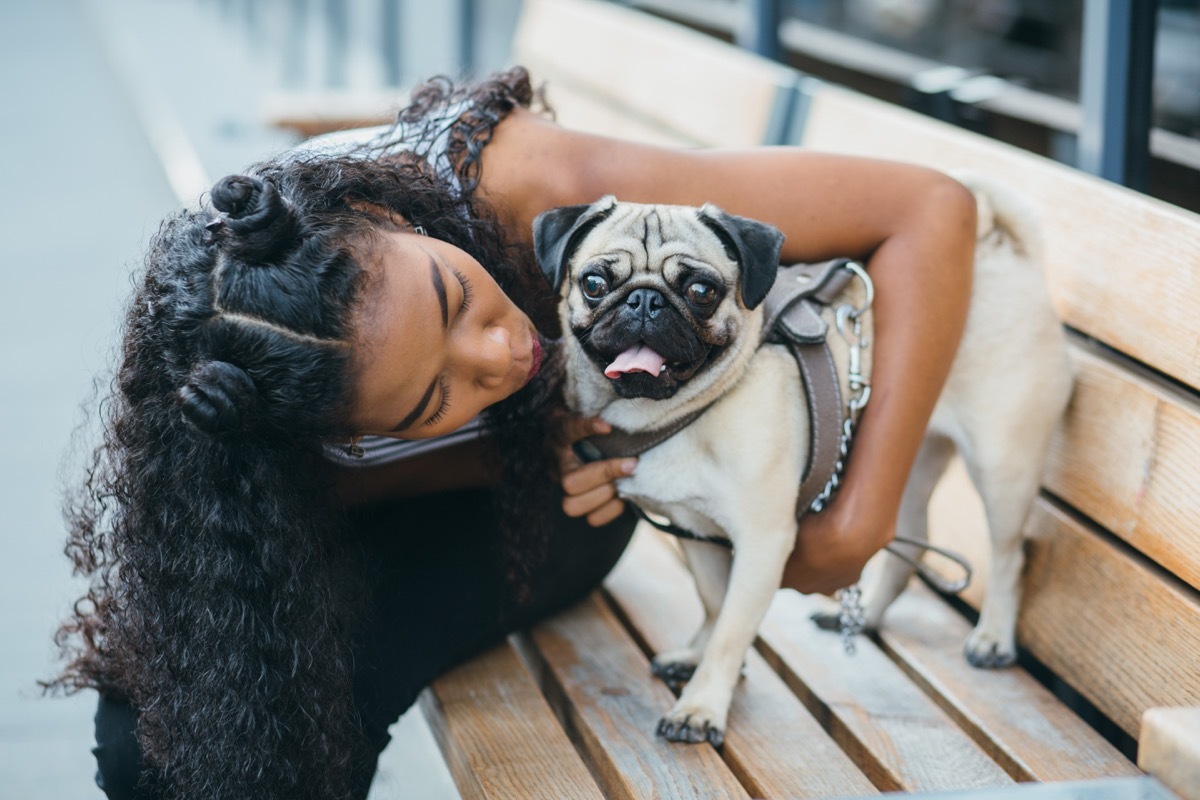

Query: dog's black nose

[626,287,665,319]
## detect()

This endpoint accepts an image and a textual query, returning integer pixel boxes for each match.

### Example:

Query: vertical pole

[381,0,402,87]
[739,0,781,61]
[325,0,349,88]
[1077,0,1158,189]
[284,0,308,88]
[459,0,476,76]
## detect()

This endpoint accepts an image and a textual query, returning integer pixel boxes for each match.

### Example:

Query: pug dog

[533,173,1073,748]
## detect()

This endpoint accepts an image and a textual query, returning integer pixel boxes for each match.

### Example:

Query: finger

[561,457,636,497]
[586,498,627,527]
[562,482,617,519]
[557,444,582,474]
[559,414,613,445]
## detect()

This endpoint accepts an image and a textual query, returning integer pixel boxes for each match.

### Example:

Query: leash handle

[885,535,973,594]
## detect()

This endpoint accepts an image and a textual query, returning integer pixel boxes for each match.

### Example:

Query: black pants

[91,488,637,799]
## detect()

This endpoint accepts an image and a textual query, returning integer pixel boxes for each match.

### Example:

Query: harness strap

[573,405,709,462]
[762,260,856,516]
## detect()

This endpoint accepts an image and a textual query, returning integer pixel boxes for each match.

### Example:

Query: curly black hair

[47,68,563,800]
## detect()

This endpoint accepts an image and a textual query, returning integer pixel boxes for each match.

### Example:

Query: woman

[49,68,974,800]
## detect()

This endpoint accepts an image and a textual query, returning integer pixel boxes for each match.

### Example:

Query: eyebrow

[429,253,448,327]
[391,377,438,432]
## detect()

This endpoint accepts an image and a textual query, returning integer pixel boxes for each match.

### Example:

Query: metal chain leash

[808,261,874,656]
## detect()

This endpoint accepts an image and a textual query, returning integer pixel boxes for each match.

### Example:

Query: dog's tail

[952,169,1045,264]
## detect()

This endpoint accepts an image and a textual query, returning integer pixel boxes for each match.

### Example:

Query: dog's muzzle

[576,286,721,400]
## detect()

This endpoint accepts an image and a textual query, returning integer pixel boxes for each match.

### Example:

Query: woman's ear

[532,196,618,294]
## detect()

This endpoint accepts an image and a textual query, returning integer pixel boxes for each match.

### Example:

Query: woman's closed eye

[424,375,452,427]
[454,269,473,315]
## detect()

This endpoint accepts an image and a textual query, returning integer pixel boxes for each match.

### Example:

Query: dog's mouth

[600,341,714,399]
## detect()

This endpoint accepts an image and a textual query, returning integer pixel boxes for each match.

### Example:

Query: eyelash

[423,270,473,428]
[425,375,451,427]
[455,270,474,313]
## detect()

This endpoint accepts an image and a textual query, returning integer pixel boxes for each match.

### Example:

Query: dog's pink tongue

[604,344,666,379]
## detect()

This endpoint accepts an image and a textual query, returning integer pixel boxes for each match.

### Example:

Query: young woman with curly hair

[47,67,976,800]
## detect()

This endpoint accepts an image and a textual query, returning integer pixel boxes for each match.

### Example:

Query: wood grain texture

[799,85,1200,392]
[1017,502,1200,737]
[419,641,604,800]
[604,528,879,798]
[928,485,1200,738]
[758,591,1013,792]
[876,582,1140,782]
[514,0,796,148]
[1139,706,1200,800]
[1045,341,1200,592]
[518,594,751,800]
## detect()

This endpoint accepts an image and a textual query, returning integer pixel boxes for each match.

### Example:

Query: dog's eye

[582,274,609,299]
[686,281,718,307]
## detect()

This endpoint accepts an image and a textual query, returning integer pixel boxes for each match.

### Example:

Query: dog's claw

[964,633,1018,669]
[656,716,725,748]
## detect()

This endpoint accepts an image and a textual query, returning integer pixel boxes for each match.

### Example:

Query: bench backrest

[790,81,1200,740]
[512,0,800,148]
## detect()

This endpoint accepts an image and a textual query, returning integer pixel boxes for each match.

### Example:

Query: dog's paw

[964,628,1018,669]
[651,654,697,690]
[656,705,726,748]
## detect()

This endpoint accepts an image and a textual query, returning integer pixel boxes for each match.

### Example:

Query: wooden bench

[422,2,1200,798]
[268,0,1200,796]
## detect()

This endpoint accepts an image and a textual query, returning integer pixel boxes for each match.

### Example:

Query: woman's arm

[482,109,976,594]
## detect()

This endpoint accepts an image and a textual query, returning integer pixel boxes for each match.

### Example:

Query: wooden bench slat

[758,592,1014,793]
[1139,706,1200,800]
[796,84,1200,394]
[419,640,605,800]
[518,594,752,800]
[876,582,1140,783]
[929,482,1200,738]
[605,528,880,799]
[515,0,798,148]
[538,85,698,149]
[1046,340,1200,592]
[1018,501,1200,738]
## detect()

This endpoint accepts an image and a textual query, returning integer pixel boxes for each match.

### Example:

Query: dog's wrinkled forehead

[568,203,735,281]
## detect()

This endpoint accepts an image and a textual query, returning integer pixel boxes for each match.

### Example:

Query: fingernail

[593,418,612,433]
[622,459,637,474]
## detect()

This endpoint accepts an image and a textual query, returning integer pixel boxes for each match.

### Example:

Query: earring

[345,436,365,459]
[412,224,427,237]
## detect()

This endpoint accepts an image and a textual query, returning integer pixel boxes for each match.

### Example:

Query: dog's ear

[698,205,784,310]
[533,196,618,294]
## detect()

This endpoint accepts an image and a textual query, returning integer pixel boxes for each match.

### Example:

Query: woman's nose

[471,325,512,388]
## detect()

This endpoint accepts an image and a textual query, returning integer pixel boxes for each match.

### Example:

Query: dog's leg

[811,434,955,632]
[961,445,1045,669]
[657,530,792,748]
[652,539,731,690]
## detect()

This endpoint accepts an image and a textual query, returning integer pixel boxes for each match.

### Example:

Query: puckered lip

[524,334,544,386]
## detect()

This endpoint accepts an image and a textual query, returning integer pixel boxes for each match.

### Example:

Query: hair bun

[178,361,259,435]
[209,175,300,263]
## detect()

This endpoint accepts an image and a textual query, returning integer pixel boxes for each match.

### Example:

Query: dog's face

[534,197,784,404]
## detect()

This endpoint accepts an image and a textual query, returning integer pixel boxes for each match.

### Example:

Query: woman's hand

[781,484,894,595]
[556,414,637,527]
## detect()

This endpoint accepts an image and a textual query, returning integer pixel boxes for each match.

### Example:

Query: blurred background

[0,0,1193,797]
